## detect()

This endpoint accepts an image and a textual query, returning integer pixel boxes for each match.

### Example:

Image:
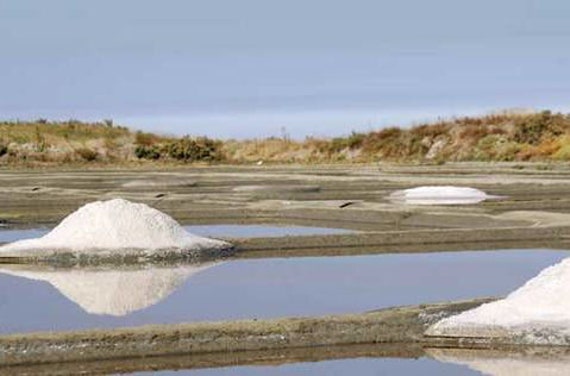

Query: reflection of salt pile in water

[0,199,230,257]
[390,186,493,205]
[428,348,570,376]
[427,257,570,344]
[0,263,216,316]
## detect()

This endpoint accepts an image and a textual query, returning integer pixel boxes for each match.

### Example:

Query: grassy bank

[2,110,570,166]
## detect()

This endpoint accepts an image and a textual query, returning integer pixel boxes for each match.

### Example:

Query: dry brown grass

[3,111,570,166]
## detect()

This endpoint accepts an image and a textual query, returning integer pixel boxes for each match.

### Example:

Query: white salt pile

[0,198,230,257]
[0,263,216,316]
[426,257,570,344]
[389,186,493,205]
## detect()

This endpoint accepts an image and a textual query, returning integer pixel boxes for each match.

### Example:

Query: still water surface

[0,224,353,244]
[130,347,566,376]
[133,357,479,376]
[1,225,568,375]
[0,247,566,334]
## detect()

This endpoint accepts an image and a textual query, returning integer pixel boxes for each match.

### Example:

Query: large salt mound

[0,263,216,316]
[390,186,492,205]
[0,199,230,257]
[426,257,570,344]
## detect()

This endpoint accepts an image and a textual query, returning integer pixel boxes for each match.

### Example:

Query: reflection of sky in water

[0,224,352,244]
[0,249,567,334]
[130,349,570,375]
[132,357,480,376]
[185,224,353,238]
[0,228,50,243]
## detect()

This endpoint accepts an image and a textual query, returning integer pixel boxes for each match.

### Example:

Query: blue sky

[1,0,569,138]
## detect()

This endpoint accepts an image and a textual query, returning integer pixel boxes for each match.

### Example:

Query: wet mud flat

[3,163,570,257]
[3,163,570,371]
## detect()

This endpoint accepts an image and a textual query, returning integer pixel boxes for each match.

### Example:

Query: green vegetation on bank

[2,110,570,165]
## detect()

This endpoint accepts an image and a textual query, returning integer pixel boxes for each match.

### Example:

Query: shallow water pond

[129,348,570,376]
[0,227,51,243]
[185,224,355,238]
[132,356,480,376]
[0,249,567,334]
[0,224,353,244]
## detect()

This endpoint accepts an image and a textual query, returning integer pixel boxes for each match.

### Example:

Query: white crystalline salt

[427,257,570,340]
[390,186,492,205]
[0,263,216,316]
[0,199,230,256]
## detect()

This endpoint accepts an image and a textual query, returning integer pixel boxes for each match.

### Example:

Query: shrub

[75,147,98,161]
[410,122,448,138]
[34,126,47,152]
[134,145,161,160]
[554,146,570,160]
[134,131,159,146]
[0,144,7,157]
[513,111,569,145]
[362,127,404,157]
[458,125,490,143]
[473,135,522,161]
[322,131,366,155]
[328,137,349,154]
[553,136,570,160]
[346,131,365,148]
[516,138,562,161]
[165,136,223,162]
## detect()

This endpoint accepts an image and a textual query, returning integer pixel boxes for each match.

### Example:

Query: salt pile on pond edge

[390,186,494,205]
[0,199,231,257]
[427,256,570,344]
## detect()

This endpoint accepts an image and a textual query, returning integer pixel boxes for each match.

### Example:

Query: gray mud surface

[3,163,570,260]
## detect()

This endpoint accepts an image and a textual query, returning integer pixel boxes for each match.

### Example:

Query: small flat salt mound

[428,348,570,376]
[0,199,230,258]
[0,263,216,316]
[426,257,570,344]
[390,186,492,205]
